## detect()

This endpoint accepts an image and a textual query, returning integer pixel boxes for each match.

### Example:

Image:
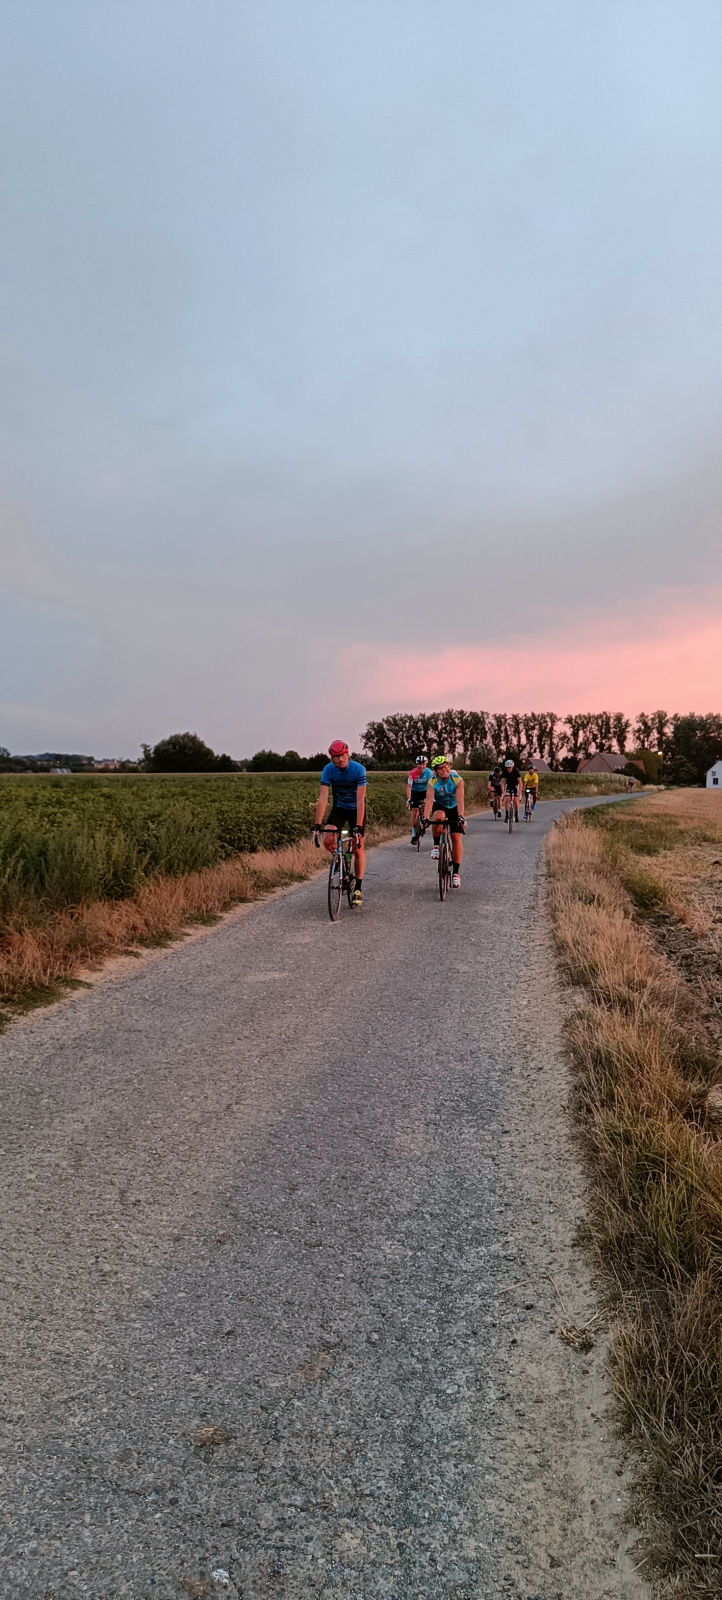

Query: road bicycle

[412,815,429,852]
[430,811,464,899]
[490,789,502,820]
[524,786,534,821]
[504,789,519,833]
[434,815,453,899]
[312,824,360,921]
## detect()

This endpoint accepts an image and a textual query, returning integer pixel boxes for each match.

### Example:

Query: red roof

[577,751,628,773]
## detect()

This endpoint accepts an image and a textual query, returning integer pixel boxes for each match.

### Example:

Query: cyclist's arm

[455,777,465,815]
[356,784,366,828]
[423,780,436,820]
[314,784,330,826]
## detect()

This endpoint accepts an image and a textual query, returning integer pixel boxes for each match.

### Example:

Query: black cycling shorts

[409,787,426,809]
[327,806,364,835]
[431,804,464,835]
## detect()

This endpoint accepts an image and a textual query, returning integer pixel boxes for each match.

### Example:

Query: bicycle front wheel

[438,834,450,900]
[508,803,514,834]
[327,853,343,920]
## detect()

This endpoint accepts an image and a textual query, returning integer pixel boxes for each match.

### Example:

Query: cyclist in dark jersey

[313,740,366,906]
[487,763,504,816]
[502,757,522,823]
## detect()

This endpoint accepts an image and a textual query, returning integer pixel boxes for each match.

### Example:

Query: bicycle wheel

[508,800,514,834]
[327,851,343,920]
[525,792,532,821]
[438,832,450,900]
[344,844,356,906]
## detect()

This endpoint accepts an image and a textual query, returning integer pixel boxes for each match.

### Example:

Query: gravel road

[0,798,650,1600]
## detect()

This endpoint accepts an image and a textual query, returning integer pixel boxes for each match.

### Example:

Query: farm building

[577,751,630,774]
[706,760,722,788]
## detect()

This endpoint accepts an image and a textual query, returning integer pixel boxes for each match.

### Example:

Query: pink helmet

[328,740,349,757]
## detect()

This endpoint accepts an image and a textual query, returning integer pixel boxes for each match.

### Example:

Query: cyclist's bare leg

[411,805,421,833]
[452,836,463,867]
[431,807,445,842]
[352,838,366,878]
[322,825,338,856]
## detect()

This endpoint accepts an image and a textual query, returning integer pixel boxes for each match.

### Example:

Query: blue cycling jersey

[320,758,367,810]
[429,771,461,807]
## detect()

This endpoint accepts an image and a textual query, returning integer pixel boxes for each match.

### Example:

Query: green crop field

[0,769,627,926]
[0,771,415,924]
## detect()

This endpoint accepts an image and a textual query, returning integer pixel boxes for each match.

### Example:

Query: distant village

[0,751,139,775]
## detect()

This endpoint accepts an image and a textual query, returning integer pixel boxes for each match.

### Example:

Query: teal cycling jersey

[429,770,461,807]
[408,764,434,791]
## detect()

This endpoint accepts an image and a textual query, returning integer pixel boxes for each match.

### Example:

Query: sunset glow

[344,594,722,726]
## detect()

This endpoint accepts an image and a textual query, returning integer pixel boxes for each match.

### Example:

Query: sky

[2,0,722,758]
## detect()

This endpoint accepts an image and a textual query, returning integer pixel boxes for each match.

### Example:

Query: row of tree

[360,710,722,785]
[141,735,329,772]
[360,709,676,766]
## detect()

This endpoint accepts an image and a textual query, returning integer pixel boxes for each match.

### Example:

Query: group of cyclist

[312,740,541,907]
[486,758,539,822]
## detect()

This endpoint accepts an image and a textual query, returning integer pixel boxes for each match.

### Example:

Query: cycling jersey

[408,764,434,791]
[523,772,539,790]
[320,758,367,811]
[489,771,503,791]
[429,770,462,808]
[503,766,522,793]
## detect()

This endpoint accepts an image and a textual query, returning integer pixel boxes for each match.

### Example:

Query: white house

[706,761,722,788]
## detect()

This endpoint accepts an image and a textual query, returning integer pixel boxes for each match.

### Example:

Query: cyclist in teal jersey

[406,753,434,844]
[423,756,466,888]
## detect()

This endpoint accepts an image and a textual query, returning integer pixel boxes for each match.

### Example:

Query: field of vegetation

[0,769,627,923]
[547,790,722,1595]
[0,768,629,1017]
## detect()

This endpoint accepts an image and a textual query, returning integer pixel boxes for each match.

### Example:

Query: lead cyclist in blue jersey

[313,740,367,906]
[423,756,466,888]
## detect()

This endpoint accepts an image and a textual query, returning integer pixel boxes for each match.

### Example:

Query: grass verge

[546,791,722,1595]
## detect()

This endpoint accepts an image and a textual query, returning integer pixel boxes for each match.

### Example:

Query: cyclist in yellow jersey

[523,764,539,810]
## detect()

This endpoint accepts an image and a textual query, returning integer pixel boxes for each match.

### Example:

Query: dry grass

[547,794,722,1595]
[0,830,407,1021]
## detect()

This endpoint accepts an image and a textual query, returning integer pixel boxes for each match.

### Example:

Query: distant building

[577,751,628,774]
[707,760,722,789]
[534,758,551,773]
[577,751,647,777]
[94,760,120,770]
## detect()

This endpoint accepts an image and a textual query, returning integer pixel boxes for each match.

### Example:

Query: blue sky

[3,1,722,755]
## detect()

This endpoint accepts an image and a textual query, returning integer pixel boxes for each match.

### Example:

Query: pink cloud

[342,591,722,716]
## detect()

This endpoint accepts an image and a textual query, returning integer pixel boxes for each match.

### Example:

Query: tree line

[360,710,722,784]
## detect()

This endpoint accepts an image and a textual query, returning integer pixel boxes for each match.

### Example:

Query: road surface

[0,798,648,1599]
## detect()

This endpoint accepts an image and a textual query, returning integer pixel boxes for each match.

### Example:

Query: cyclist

[406,753,434,844]
[487,763,504,817]
[423,755,465,889]
[502,756,522,823]
[313,741,366,906]
[522,762,540,811]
